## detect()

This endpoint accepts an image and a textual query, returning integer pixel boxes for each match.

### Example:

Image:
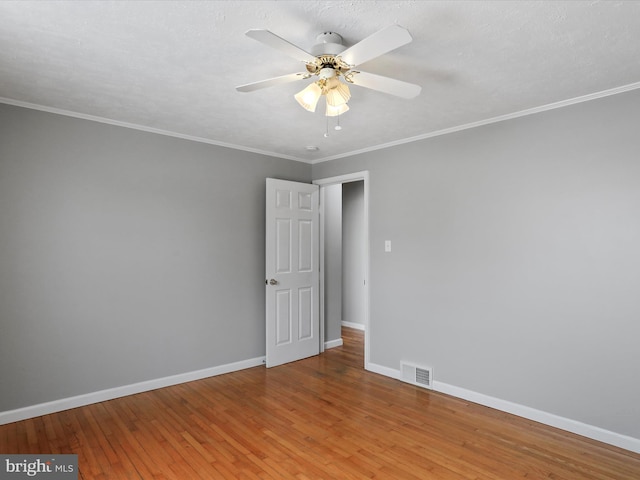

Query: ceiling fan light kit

[324,77,351,106]
[236,24,421,127]
[326,103,349,117]
[294,82,323,112]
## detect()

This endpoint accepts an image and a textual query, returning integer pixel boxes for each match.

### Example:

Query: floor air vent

[400,363,433,389]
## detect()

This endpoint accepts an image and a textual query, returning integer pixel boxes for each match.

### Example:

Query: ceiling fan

[236,25,421,116]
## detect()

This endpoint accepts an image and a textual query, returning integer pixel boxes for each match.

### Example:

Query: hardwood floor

[1,327,639,479]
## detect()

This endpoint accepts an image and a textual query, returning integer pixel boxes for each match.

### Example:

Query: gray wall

[342,181,365,327]
[312,89,640,439]
[0,104,310,411]
[323,183,342,343]
[3,87,639,442]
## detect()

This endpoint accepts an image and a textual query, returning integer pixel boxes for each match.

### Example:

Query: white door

[265,178,320,367]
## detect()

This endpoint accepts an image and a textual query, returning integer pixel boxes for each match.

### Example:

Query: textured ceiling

[2,1,640,163]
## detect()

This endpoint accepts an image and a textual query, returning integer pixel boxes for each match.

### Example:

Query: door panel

[298,220,313,271]
[276,290,291,345]
[266,178,319,367]
[276,219,291,273]
[298,286,313,339]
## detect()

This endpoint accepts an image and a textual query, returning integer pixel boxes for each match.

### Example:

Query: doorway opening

[314,171,370,369]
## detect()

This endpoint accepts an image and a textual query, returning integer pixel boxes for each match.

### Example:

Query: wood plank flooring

[1,327,639,479]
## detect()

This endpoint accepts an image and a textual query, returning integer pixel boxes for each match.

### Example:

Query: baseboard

[6,357,638,454]
[342,321,365,331]
[366,362,402,380]
[366,362,640,454]
[325,338,344,349]
[0,356,265,426]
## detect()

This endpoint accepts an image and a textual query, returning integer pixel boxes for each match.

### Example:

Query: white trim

[0,97,308,163]
[342,321,365,331]
[318,185,326,354]
[311,81,640,164]
[0,356,265,426]
[324,338,344,349]
[314,171,370,371]
[313,173,368,187]
[433,381,640,454]
[366,362,640,454]
[6,82,640,166]
[366,362,401,380]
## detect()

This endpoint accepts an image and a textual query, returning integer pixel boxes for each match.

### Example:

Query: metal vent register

[400,362,433,389]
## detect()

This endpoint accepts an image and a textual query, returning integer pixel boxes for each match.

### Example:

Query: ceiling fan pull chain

[324,114,329,138]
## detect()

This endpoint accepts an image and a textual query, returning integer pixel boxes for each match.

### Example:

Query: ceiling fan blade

[245,29,318,64]
[348,71,421,99]
[236,73,308,93]
[340,25,413,67]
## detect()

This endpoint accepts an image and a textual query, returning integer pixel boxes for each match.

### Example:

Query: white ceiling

[2,1,640,163]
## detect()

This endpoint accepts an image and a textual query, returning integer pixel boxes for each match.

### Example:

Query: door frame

[313,171,370,369]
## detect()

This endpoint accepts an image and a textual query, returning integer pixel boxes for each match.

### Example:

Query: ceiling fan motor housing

[306,32,351,77]
[310,32,346,56]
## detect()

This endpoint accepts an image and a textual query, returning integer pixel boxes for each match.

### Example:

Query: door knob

[268,278,278,285]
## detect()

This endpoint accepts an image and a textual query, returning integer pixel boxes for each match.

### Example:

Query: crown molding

[311,81,640,164]
[4,80,640,166]
[0,97,310,163]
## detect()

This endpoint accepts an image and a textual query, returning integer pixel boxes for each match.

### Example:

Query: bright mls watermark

[0,455,77,479]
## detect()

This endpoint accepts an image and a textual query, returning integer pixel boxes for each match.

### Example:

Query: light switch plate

[385,240,391,252]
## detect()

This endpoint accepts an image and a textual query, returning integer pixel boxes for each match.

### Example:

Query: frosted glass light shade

[294,82,322,112]
[325,102,349,117]
[325,80,351,107]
